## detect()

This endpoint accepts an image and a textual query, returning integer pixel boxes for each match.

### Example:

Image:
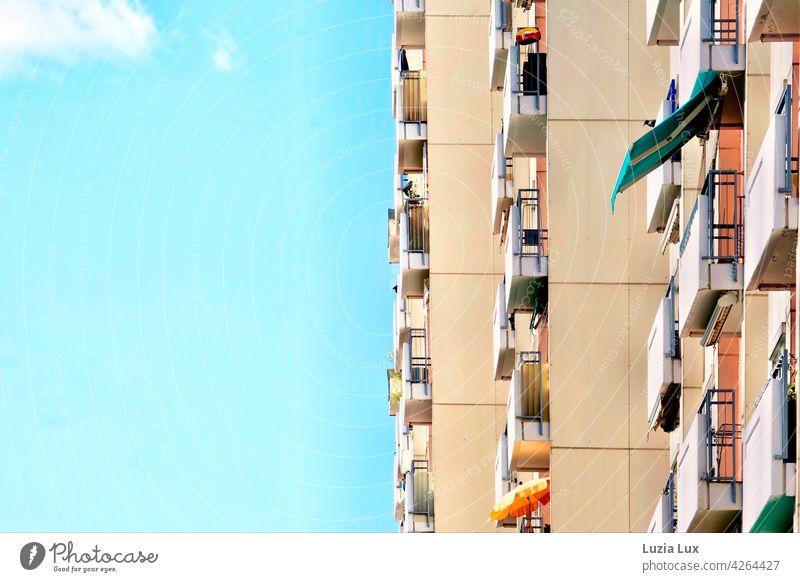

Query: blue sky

[0,0,396,532]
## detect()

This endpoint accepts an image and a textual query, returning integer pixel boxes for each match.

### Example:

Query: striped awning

[610,70,726,212]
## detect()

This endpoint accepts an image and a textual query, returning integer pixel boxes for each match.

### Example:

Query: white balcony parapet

[647,291,682,431]
[678,173,743,338]
[507,352,550,472]
[746,0,800,42]
[646,0,681,46]
[676,389,742,532]
[490,0,513,91]
[493,432,517,528]
[492,131,514,234]
[744,90,798,291]
[646,83,682,234]
[403,459,434,532]
[742,352,797,532]
[678,0,745,106]
[394,0,424,12]
[400,329,432,425]
[504,191,548,313]
[503,43,547,157]
[648,473,676,533]
[493,281,516,381]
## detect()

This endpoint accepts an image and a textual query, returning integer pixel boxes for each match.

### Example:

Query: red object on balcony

[516,27,541,45]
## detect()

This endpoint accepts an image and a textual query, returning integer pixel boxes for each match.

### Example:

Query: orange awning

[489,477,550,521]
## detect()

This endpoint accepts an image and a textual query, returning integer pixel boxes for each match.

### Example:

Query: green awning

[610,70,726,212]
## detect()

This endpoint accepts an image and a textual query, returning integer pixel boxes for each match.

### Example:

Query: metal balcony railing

[776,85,797,195]
[700,388,741,501]
[755,350,798,462]
[703,0,739,45]
[404,197,429,254]
[398,70,428,124]
[408,328,430,384]
[702,169,744,280]
[408,459,434,522]
[666,276,680,359]
[517,351,548,428]
[517,188,548,258]
[513,43,547,98]
[662,472,677,533]
[494,0,512,32]
[519,515,545,533]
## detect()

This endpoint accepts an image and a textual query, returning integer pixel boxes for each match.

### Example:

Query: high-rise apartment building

[387,0,799,534]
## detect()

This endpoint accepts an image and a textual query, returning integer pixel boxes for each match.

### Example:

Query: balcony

[647,288,682,432]
[744,89,798,291]
[742,352,797,532]
[493,432,516,528]
[646,82,682,234]
[507,351,550,472]
[491,131,514,234]
[395,143,427,211]
[676,389,742,532]
[393,48,427,144]
[679,0,745,107]
[493,281,516,381]
[402,459,435,533]
[490,0,513,91]
[394,293,425,372]
[648,473,677,533]
[646,0,680,46]
[394,1,425,48]
[398,197,430,297]
[400,328,432,425]
[503,43,547,157]
[504,189,548,313]
[678,171,743,340]
[746,0,800,41]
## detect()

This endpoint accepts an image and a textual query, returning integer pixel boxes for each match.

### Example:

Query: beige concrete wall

[545,0,671,531]
[424,3,506,532]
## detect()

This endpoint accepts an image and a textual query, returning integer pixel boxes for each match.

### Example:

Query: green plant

[389,371,403,408]
[788,383,796,402]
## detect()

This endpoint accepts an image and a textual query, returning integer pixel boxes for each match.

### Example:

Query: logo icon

[20,542,46,570]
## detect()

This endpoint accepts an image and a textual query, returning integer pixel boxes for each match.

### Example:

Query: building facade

[387,0,799,533]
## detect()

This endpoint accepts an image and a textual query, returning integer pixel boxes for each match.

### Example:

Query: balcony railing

[517,351,549,426]
[519,515,546,533]
[407,459,434,519]
[677,169,744,337]
[512,43,547,99]
[703,170,743,274]
[517,189,548,259]
[703,0,740,45]
[408,327,430,385]
[679,0,744,104]
[403,197,429,256]
[397,70,428,124]
[700,388,741,501]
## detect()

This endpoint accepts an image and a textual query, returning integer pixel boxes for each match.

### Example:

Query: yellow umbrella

[489,477,550,521]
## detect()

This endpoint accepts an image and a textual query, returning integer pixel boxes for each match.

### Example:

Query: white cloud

[207,28,239,73]
[0,0,157,75]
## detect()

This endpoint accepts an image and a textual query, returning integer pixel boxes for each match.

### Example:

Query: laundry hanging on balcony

[610,70,727,213]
